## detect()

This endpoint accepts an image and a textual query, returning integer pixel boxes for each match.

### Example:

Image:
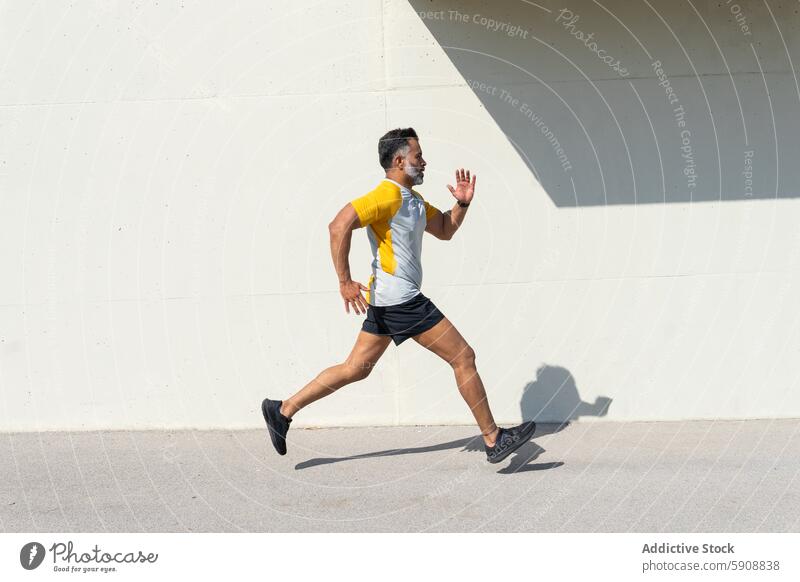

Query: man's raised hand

[446,168,476,205]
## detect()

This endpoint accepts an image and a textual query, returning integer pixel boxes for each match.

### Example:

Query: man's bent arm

[442,203,469,240]
[328,203,362,282]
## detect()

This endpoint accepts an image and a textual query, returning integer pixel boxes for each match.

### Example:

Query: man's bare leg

[280,331,392,418]
[411,317,500,447]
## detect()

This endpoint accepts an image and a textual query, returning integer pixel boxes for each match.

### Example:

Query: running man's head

[379,127,426,187]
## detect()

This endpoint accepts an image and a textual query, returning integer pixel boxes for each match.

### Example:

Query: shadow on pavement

[296,363,609,472]
[295,422,569,471]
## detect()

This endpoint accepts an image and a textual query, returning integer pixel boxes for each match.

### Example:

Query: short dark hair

[378,127,418,170]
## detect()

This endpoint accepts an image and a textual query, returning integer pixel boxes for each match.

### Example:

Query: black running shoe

[261,398,292,455]
[485,421,536,464]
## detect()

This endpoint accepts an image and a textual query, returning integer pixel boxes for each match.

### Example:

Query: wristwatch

[457,200,470,208]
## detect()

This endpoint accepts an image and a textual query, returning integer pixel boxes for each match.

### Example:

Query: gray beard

[404,165,424,185]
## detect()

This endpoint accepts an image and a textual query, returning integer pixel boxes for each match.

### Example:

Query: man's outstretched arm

[329,203,369,314]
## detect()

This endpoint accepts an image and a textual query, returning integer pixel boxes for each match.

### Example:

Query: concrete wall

[1,0,799,431]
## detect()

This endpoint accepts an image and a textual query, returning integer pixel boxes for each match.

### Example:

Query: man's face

[401,138,426,185]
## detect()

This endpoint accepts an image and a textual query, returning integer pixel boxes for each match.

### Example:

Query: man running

[262,128,535,464]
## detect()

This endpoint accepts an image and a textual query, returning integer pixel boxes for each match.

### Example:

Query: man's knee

[342,358,375,381]
[450,345,476,369]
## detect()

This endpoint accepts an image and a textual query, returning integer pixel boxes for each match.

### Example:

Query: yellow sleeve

[350,187,400,227]
[423,199,441,220]
[414,191,441,220]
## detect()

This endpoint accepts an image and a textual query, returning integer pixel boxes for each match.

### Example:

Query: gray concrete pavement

[1,419,798,532]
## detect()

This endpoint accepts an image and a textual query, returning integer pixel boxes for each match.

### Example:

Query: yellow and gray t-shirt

[350,178,441,307]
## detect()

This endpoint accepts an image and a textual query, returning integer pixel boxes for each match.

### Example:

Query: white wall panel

[2,1,799,430]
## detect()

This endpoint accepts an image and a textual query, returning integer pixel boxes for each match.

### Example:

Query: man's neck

[384,170,413,190]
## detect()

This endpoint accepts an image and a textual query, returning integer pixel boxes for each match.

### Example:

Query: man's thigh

[344,330,392,373]
[410,316,471,364]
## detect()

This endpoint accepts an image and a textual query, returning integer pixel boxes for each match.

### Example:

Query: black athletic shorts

[361,291,445,346]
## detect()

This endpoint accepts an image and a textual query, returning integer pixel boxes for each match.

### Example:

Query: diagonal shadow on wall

[407,0,798,206]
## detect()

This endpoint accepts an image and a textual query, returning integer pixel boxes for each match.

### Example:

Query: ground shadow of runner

[295,434,489,470]
[296,365,608,471]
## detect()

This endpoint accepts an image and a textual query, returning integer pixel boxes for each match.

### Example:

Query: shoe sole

[261,398,287,455]
[487,422,536,464]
